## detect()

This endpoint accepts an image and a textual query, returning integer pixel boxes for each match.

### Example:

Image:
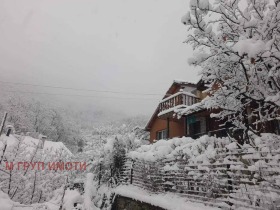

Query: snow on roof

[158,105,186,117]
[173,79,197,86]
[144,105,159,131]
[174,100,205,117]
[0,134,73,158]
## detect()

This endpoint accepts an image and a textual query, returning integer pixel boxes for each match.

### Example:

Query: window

[189,121,201,138]
[156,129,167,140]
[274,120,280,135]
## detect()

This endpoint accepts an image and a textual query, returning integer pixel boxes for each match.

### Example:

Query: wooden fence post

[130,160,134,184]
[98,163,102,186]
[59,176,68,210]
[227,163,233,193]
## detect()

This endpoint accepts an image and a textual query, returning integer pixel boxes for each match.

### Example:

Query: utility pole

[0,113,8,165]
[0,112,7,137]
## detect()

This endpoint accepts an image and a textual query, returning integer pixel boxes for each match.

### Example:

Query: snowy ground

[114,185,219,210]
[4,202,60,210]
[0,189,60,210]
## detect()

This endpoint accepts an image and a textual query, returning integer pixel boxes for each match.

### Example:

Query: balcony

[158,92,200,117]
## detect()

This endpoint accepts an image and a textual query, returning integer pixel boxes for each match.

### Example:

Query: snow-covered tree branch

[181,0,280,139]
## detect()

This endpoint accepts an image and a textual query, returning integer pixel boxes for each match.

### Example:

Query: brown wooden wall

[149,117,185,142]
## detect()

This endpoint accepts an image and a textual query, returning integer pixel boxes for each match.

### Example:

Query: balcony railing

[158,92,200,114]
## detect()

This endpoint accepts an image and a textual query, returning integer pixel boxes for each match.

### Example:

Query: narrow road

[12,202,59,210]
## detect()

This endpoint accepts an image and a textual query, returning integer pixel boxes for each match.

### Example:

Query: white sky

[0,0,199,117]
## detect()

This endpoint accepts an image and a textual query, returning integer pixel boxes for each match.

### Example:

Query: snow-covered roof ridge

[0,134,73,158]
[173,79,197,86]
[43,139,73,157]
[158,105,187,117]
[174,100,205,117]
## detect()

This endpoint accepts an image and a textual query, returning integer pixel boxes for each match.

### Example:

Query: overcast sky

[0,0,199,117]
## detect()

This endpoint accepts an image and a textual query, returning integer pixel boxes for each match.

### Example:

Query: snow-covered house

[145,79,280,143]
[145,80,228,142]
[0,134,73,158]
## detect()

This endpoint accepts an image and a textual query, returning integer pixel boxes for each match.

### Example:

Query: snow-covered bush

[95,137,126,187]
[78,128,147,187]
[129,135,229,163]
[62,189,83,210]
[181,0,280,140]
[0,135,70,205]
[83,173,98,210]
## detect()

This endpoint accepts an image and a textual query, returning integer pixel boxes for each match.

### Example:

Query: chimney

[6,125,13,137]
[39,134,47,149]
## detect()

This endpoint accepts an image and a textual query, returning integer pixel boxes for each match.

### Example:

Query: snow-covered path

[10,202,59,210]
[12,206,32,210]
[114,185,219,210]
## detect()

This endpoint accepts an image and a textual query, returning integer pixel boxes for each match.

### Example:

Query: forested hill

[0,95,148,152]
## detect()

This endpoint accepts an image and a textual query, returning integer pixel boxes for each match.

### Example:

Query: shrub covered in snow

[62,189,83,210]
[83,173,98,210]
[0,135,70,205]
[129,135,229,163]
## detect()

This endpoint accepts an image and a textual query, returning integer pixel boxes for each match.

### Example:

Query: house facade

[145,80,280,143]
[145,80,228,143]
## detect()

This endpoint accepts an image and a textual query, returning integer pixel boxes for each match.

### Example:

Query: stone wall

[112,195,165,210]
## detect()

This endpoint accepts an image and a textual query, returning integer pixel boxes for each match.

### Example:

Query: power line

[2,89,161,101]
[0,80,162,96]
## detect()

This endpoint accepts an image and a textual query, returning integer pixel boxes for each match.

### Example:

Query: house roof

[0,134,73,158]
[164,80,196,98]
[145,80,198,131]
[145,106,159,131]
[173,79,197,85]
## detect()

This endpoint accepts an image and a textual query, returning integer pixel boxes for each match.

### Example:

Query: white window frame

[156,129,167,140]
